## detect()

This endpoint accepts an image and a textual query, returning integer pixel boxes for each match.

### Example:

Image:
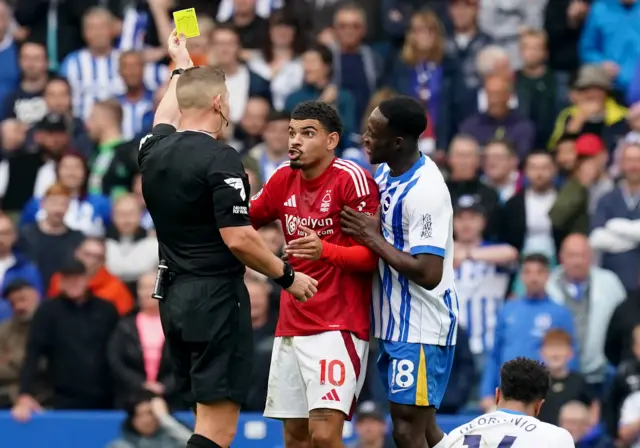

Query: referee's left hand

[285,226,322,260]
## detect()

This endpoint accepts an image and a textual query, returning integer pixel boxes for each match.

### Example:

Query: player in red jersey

[250,101,379,447]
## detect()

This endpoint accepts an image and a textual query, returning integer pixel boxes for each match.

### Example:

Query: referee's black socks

[187,434,223,448]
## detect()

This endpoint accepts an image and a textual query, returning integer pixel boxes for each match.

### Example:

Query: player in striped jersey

[341,96,457,448]
[445,357,574,447]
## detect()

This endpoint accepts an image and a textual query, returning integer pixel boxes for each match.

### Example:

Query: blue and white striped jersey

[116,91,154,140]
[373,155,459,346]
[117,7,148,51]
[60,49,168,119]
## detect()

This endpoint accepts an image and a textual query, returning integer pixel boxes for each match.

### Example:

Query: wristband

[273,261,295,289]
[171,68,185,79]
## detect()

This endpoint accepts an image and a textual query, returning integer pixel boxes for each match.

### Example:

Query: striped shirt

[373,155,459,346]
[116,90,154,140]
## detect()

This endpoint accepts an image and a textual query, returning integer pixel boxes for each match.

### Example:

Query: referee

[139,31,318,448]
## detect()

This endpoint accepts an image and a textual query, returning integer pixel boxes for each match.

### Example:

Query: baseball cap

[2,279,36,298]
[454,195,484,215]
[575,134,604,157]
[58,259,87,276]
[355,401,385,422]
[573,64,611,91]
[35,112,68,133]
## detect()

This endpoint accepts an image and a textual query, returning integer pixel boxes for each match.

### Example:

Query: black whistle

[152,259,169,300]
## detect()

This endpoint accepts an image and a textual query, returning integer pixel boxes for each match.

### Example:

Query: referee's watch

[171,68,185,79]
[273,261,295,289]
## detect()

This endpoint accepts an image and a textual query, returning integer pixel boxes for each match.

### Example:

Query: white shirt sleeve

[620,393,640,426]
[405,176,452,258]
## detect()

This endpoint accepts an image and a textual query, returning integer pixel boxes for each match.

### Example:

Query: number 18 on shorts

[263,331,369,419]
[378,340,455,408]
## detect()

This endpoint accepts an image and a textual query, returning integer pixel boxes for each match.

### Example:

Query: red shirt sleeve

[249,164,286,228]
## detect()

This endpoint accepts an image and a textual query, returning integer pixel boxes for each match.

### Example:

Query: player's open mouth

[289,150,301,159]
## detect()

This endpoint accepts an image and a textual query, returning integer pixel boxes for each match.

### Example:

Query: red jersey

[250,158,379,340]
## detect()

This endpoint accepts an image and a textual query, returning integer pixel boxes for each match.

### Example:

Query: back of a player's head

[499,357,550,406]
[377,96,427,142]
[291,101,343,137]
[176,66,227,111]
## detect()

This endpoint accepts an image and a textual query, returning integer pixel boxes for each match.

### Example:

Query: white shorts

[263,331,369,419]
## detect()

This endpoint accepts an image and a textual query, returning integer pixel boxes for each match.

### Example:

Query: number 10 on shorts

[319,359,346,386]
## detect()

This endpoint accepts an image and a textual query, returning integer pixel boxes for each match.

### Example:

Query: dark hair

[291,101,343,136]
[56,151,90,199]
[499,357,550,404]
[2,279,36,298]
[267,110,290,123]
[525,148,554,163]
[522,253,550,269]
[556,134,578,147]
[46,76,71,92]
[378,96,427,140]
[305,42,334,73]
[261,8,307,62]
[121,389,157,434]
[212,23,240,40]
[485,139,516,156]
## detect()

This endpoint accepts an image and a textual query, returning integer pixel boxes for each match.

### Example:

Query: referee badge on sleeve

[224,178,246,201]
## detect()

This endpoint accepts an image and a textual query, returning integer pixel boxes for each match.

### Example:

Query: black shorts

[159,275,253,407]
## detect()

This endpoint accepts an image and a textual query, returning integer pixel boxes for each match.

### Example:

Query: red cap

[575,134,604,157]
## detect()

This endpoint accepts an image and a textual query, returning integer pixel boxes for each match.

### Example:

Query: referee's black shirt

[138,124,251,277]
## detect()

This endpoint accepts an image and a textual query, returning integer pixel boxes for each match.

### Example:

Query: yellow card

[173,8,200,38]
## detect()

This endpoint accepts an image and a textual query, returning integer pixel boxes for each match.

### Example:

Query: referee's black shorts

[159,275,253,407]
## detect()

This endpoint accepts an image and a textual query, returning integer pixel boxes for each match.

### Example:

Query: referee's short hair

[291,101,343,136]
[176,66,227,110]
[378,96,427,141]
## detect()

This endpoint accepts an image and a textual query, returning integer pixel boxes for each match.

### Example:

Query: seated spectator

[554,135,579,183]
[548,234,626,392]
[285,43,356,144]
[48,237,134,316]
[0,214,43,321]
[108,272,179,409]
[2,41,48,125]
[347,401,394,448]
[618,389,640,448]
[105,194,158,289]
[243,110,290,183]
[439,326,475,415]
[538,329,597,426]
[609,104,640,179]
[605,292,640,368]
[459,74,535,160]
[387,9,445,148]
[17,183,85,287]
[221,0,269,53]
[107,393,191,448]
[560,401,612,448]
[481,139,521,203]
[515,29,557,149]
[21,153,111,237]
[549,65,628,153]
[0,280,47,409]
[475,45,516,112]
[228,96,270,155]
[480,254,576,412]
[247,9,305,111]
[116,51,154,141]
[208,24,271,125]
[590,143,640,294]
[12,259,119,419]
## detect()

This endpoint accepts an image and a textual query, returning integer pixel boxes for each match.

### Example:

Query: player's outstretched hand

[167,29,193,68]
[340,205,381,247]
[285,225,323,260]
[286,271,318,303]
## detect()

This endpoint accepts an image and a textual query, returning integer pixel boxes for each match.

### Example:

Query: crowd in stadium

[1,0,640,446]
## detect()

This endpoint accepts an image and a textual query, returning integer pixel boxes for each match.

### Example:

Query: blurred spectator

[481,139,520,203]
[107,394,191,448]
[549,65,628,153]
[230,95,270,154]
[515,29,557,149]
[0,2,20,107]
[86,99,138,200]
[247,9,305,111]
[108,272,179,410]
[544,0,589,108]
[560,401,613,448]
[629,63,640,105]
[105,194,158,288]
[48,237,134,316]
[478,0,546,70]
[605,290,640,368]
[2,41,48,125]
[0,214,43,321]
[439,324,475,415]
[538,329,597,426]
[16,183,84,287]
[453,195,517,364]
[445,134,501,239]
[590,143,640,293]
[475,45,516,112]
[209,24,271,124]
[459,74,535,160]
[243,269,276,411]
[131,174,154,233]
[243,110,289,183]
[547,234,626,390]
[500,149,559,259]
[347,401,394,448]
[555,135,579,183]
[13,259,118,419]
[285,43,356,142]
[21,152,111,237]
[618,388,640,448]
[579,0,640,95]
[116,51,154,141]
[480,253,576,412]
[221,0,270,53]
[330,3,382,124]
[169,16,215,70]
[0,112,71,215]
[0,280,47,409]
